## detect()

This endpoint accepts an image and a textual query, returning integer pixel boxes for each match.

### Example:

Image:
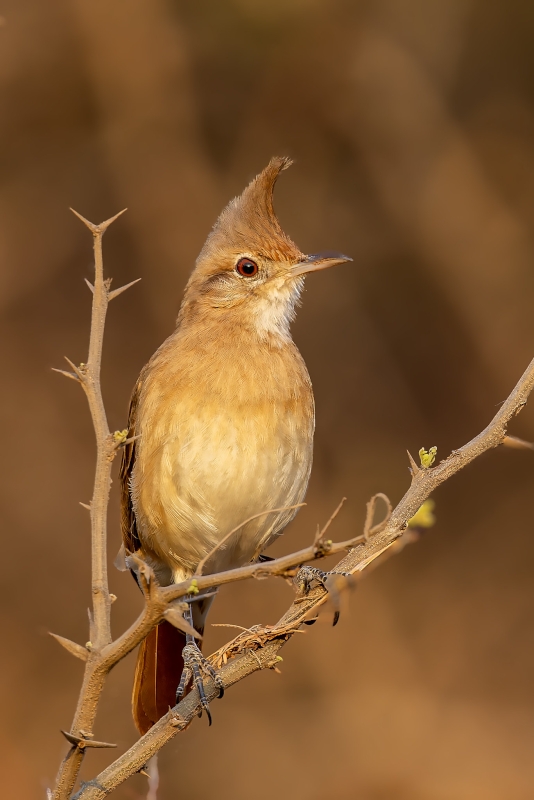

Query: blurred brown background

[2,1,534,798]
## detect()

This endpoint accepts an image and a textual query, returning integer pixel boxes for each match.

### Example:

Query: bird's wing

[119,373,144,555]
[120,371,192,736]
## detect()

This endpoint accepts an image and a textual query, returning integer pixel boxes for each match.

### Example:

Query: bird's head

[180,157,352,338]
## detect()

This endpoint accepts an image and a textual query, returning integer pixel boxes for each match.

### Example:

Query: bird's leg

[295,566,352,627]
[175,596,224,725]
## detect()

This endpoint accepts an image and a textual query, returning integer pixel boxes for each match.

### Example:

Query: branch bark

[51,209,129,800]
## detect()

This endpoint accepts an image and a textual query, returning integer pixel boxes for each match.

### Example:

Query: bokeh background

[2,1,534,798]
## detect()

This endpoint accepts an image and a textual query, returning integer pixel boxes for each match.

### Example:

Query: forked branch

[50,210,534,799]
[75,359,534,798]
[51,209,138,800]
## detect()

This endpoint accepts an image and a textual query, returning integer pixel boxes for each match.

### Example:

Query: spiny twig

[314,496,347,547]
[51,209,139,800]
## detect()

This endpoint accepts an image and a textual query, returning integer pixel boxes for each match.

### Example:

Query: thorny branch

[51,209,133,800]
[50,212,534,799]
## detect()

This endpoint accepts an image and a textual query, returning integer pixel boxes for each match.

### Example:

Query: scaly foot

[175,599,224,726]
[295,566,351,626]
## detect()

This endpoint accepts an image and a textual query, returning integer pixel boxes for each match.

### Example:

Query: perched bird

[120,157,351,734]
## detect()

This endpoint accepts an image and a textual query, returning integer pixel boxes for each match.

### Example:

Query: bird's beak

[290,250,353,277]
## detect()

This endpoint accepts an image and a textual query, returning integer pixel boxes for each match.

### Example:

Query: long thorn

[70,207,127,235]
[503,435,534,451]
[64,356,86,381]
[60,730,117,749]
[407,450,420,476]
[49,633,88,661]
[52,368,79,382]
[108,278,141,301]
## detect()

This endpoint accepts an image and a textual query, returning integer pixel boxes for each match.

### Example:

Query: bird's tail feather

[132,620,191,735]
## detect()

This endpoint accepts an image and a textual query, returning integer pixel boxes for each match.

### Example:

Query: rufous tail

[132,620,190,735]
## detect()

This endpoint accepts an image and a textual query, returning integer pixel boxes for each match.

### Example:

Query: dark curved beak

[290,250,353,277]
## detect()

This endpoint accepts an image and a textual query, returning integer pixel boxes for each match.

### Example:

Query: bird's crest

[197,157,304,264]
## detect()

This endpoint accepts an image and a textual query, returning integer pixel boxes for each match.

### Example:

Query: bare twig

[363,492,392,540]
[314,496,347,546]
[195,503,306,577]
[97,526,368,678]
[71,355,534,799]
[51,209,132,800]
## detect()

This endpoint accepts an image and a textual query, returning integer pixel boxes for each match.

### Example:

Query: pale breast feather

[130,330,314,580]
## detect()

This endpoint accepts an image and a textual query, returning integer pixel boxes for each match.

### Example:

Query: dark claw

[175,671,189,704]
[303,617,318,626]
[295,567,352,626]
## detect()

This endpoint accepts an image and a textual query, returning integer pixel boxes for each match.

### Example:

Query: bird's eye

[236,257,259,277]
